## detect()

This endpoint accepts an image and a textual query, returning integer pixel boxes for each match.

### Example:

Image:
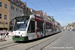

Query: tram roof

[13,15,56,26]
[14,16,29,19]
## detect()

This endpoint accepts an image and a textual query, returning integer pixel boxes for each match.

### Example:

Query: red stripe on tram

[35,29,39,38]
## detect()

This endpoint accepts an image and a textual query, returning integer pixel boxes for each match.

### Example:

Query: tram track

[26,33,63,50]
[0,40,22,50]
[0,42,20,50]
[40,34,61,50]
[0,41,14,46]
[0,43,19,50]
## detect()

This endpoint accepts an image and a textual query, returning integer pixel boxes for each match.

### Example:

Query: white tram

[12,15,61,41]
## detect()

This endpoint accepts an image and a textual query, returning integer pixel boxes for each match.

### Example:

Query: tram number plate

[15,36,20,38]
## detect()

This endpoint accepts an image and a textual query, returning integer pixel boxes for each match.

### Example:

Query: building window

[23,6,25,9]
[5,4,7,9]
[29,13,30,15]
[16,8,19,11]
[26,12,28,14]
[24,11,25,13]
[29,9,30,12]
[16,14,18,17]
[11,6,14,10]
[0,2,2,7]
[11,0,14,2]
[16,1,19,5]
[0,22,1,23]
[20,10,22,13]
[0,14,2,19]
[20,4,22,7]
[4,15,7,19]
[11,13,14,16]
[27,8,28,11]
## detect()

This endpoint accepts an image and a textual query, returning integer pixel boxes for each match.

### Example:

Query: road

[0,31,75,50]
[43,31,75,50]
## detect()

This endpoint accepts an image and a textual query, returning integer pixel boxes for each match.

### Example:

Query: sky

[21,0,75,26]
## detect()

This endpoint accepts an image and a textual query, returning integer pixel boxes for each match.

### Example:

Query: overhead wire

[48,0,65,25]
[64,0,70,12]
[27,0,41,10]
[48,0,60,15]
[27,0,63,21]
[64,0,72,25]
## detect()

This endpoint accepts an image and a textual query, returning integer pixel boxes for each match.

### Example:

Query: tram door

[27,20,37,40]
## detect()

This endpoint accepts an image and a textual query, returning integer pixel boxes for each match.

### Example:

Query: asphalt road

[0,31,75,50]
[43,31,75,50]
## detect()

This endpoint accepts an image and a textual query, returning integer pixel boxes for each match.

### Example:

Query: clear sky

[21,0,75,26]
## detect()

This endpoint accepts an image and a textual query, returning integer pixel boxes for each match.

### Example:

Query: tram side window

[46,24,52,29]
[28,20,35,33]
[37,22,43,32]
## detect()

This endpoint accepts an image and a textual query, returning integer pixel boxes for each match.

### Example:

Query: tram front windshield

[14,17,29,31]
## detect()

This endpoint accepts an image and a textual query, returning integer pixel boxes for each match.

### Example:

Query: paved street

[0,31,75,50]
[43,31,75,50]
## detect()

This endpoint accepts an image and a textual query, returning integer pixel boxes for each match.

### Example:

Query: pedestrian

[6,31,9,37]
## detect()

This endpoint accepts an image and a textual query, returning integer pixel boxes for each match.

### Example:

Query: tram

[12,15,61,41]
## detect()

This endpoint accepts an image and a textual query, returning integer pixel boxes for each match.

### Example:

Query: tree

[51,17,55,22]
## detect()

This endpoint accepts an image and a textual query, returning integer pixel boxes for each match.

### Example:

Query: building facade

[43,12,47,19]
[9,0,32,30]
[9,0,24,30]
[36,10,43,18]
[9,0,23,21]
[27,8,32,16]
[30,8,36,15]
[0,0,10,30]
[0,0,27,30]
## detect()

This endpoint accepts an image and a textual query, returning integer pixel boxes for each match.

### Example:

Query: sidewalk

[5,36,12,41]
[0,36,14,46]
[0,36,12,42]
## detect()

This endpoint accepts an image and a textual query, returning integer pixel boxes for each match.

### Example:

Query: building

[30,8,36,15]
[9,0,24,30]
[9,0,23,20]
[0,0,10,30]
[22,2,28,16]
[36,10,43,18]
[27,8,32,15]
[0,0,28,30]
[67,22,75,30]
[47,16,52,22]
[9,0,32,30]
[43,12,47,20]
[43,12,53,22]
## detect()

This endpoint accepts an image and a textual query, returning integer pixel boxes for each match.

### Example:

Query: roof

[36,10,43,14]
